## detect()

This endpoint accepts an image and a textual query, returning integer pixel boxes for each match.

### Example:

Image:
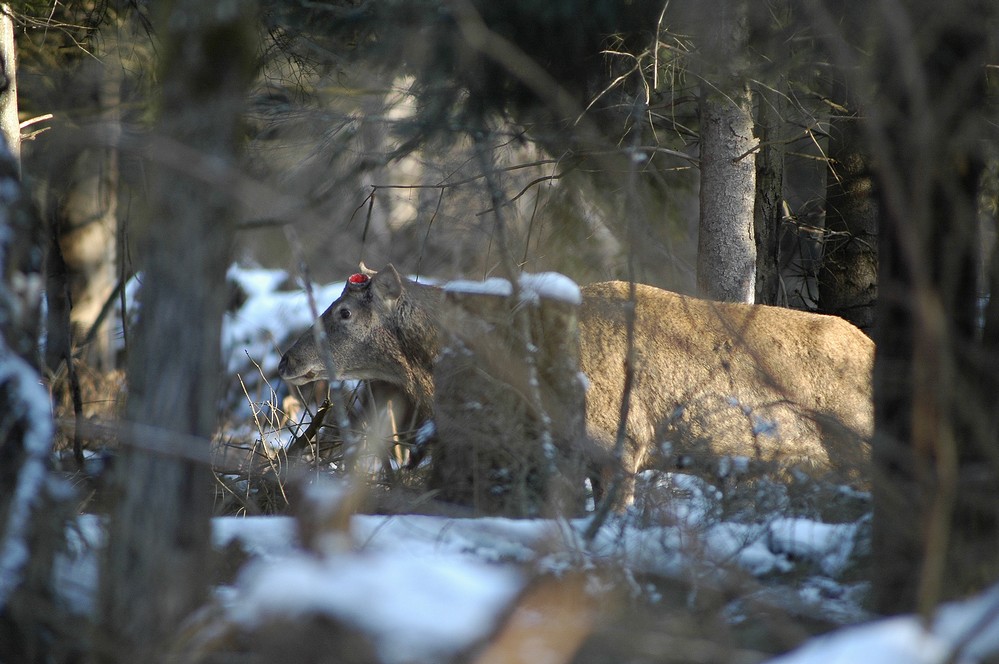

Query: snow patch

[443,277,513,297]
[222,270,345,375]
[767,584,999,664]
[52,514,105,615]
[768,518,858,578]
[228,547,523,664]
[415,419,437,445]
[519,271,582,305]
[443,272,582,306]
[213,515,300,561]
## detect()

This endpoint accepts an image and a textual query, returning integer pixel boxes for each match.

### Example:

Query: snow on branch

[0,344,55,607]
[0,123,52,610]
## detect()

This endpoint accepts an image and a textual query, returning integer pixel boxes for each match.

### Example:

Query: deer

[278,264,874,510]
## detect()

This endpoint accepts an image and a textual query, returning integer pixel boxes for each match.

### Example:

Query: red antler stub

[347,273,370,288]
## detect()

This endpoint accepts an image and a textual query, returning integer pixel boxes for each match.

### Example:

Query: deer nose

[277,354,290,377]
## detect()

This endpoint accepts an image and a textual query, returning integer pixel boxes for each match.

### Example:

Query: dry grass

[212,371,434,517]
[48,362,126,454]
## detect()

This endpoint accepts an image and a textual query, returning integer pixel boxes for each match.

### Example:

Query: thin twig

[283,225,358,467]
[474,132,559,495]
[65,350,84,470]
[236,371,290,506]
[286,399,332,455]
[584,93,647,543]
[79,274,128,355]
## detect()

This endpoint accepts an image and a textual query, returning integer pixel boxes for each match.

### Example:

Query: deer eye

[338,307,351,320]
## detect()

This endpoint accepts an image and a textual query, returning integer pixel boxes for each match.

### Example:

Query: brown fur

[578,282,873,503]
[279,266,874,507]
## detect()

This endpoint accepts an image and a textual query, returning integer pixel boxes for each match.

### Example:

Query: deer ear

[371,264,404,303]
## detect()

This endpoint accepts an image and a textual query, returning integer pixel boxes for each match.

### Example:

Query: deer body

[278,266,874,507]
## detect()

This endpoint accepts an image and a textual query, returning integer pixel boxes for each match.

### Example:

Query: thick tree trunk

[41,27,122,373]
[0,14,36,368]
[99,1,256,659]
[696,0,757,303]
[0,4,17,172]
[868,0,997,616]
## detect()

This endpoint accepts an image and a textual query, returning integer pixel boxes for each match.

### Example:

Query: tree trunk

[748,2,792,306]
[817,84,878,332]
[99,1,256,659]
[40,23,123,373]
[0,4,18,173]
[753,84,785,306]
[0,10,35,368]
[696,0,757,303]
[867,0,997,616]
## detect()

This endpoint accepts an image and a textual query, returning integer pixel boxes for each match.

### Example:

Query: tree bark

[817,83,878,332]
[696,0,757,303]
[748,2,793,306]
[866,0,997,616]
[99,1,256,659]
[0,8,38,368]
[35,13,123,375]
[753,84,785,306]
[0,4,18,173]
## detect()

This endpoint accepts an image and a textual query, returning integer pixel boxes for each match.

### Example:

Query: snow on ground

[114,265,329,379]
[769,584,999,664]
[228,545,522,664]
[214,507,996,663]
[52,507,999,664]
[222,264,345,376]
[214,507,861,663]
